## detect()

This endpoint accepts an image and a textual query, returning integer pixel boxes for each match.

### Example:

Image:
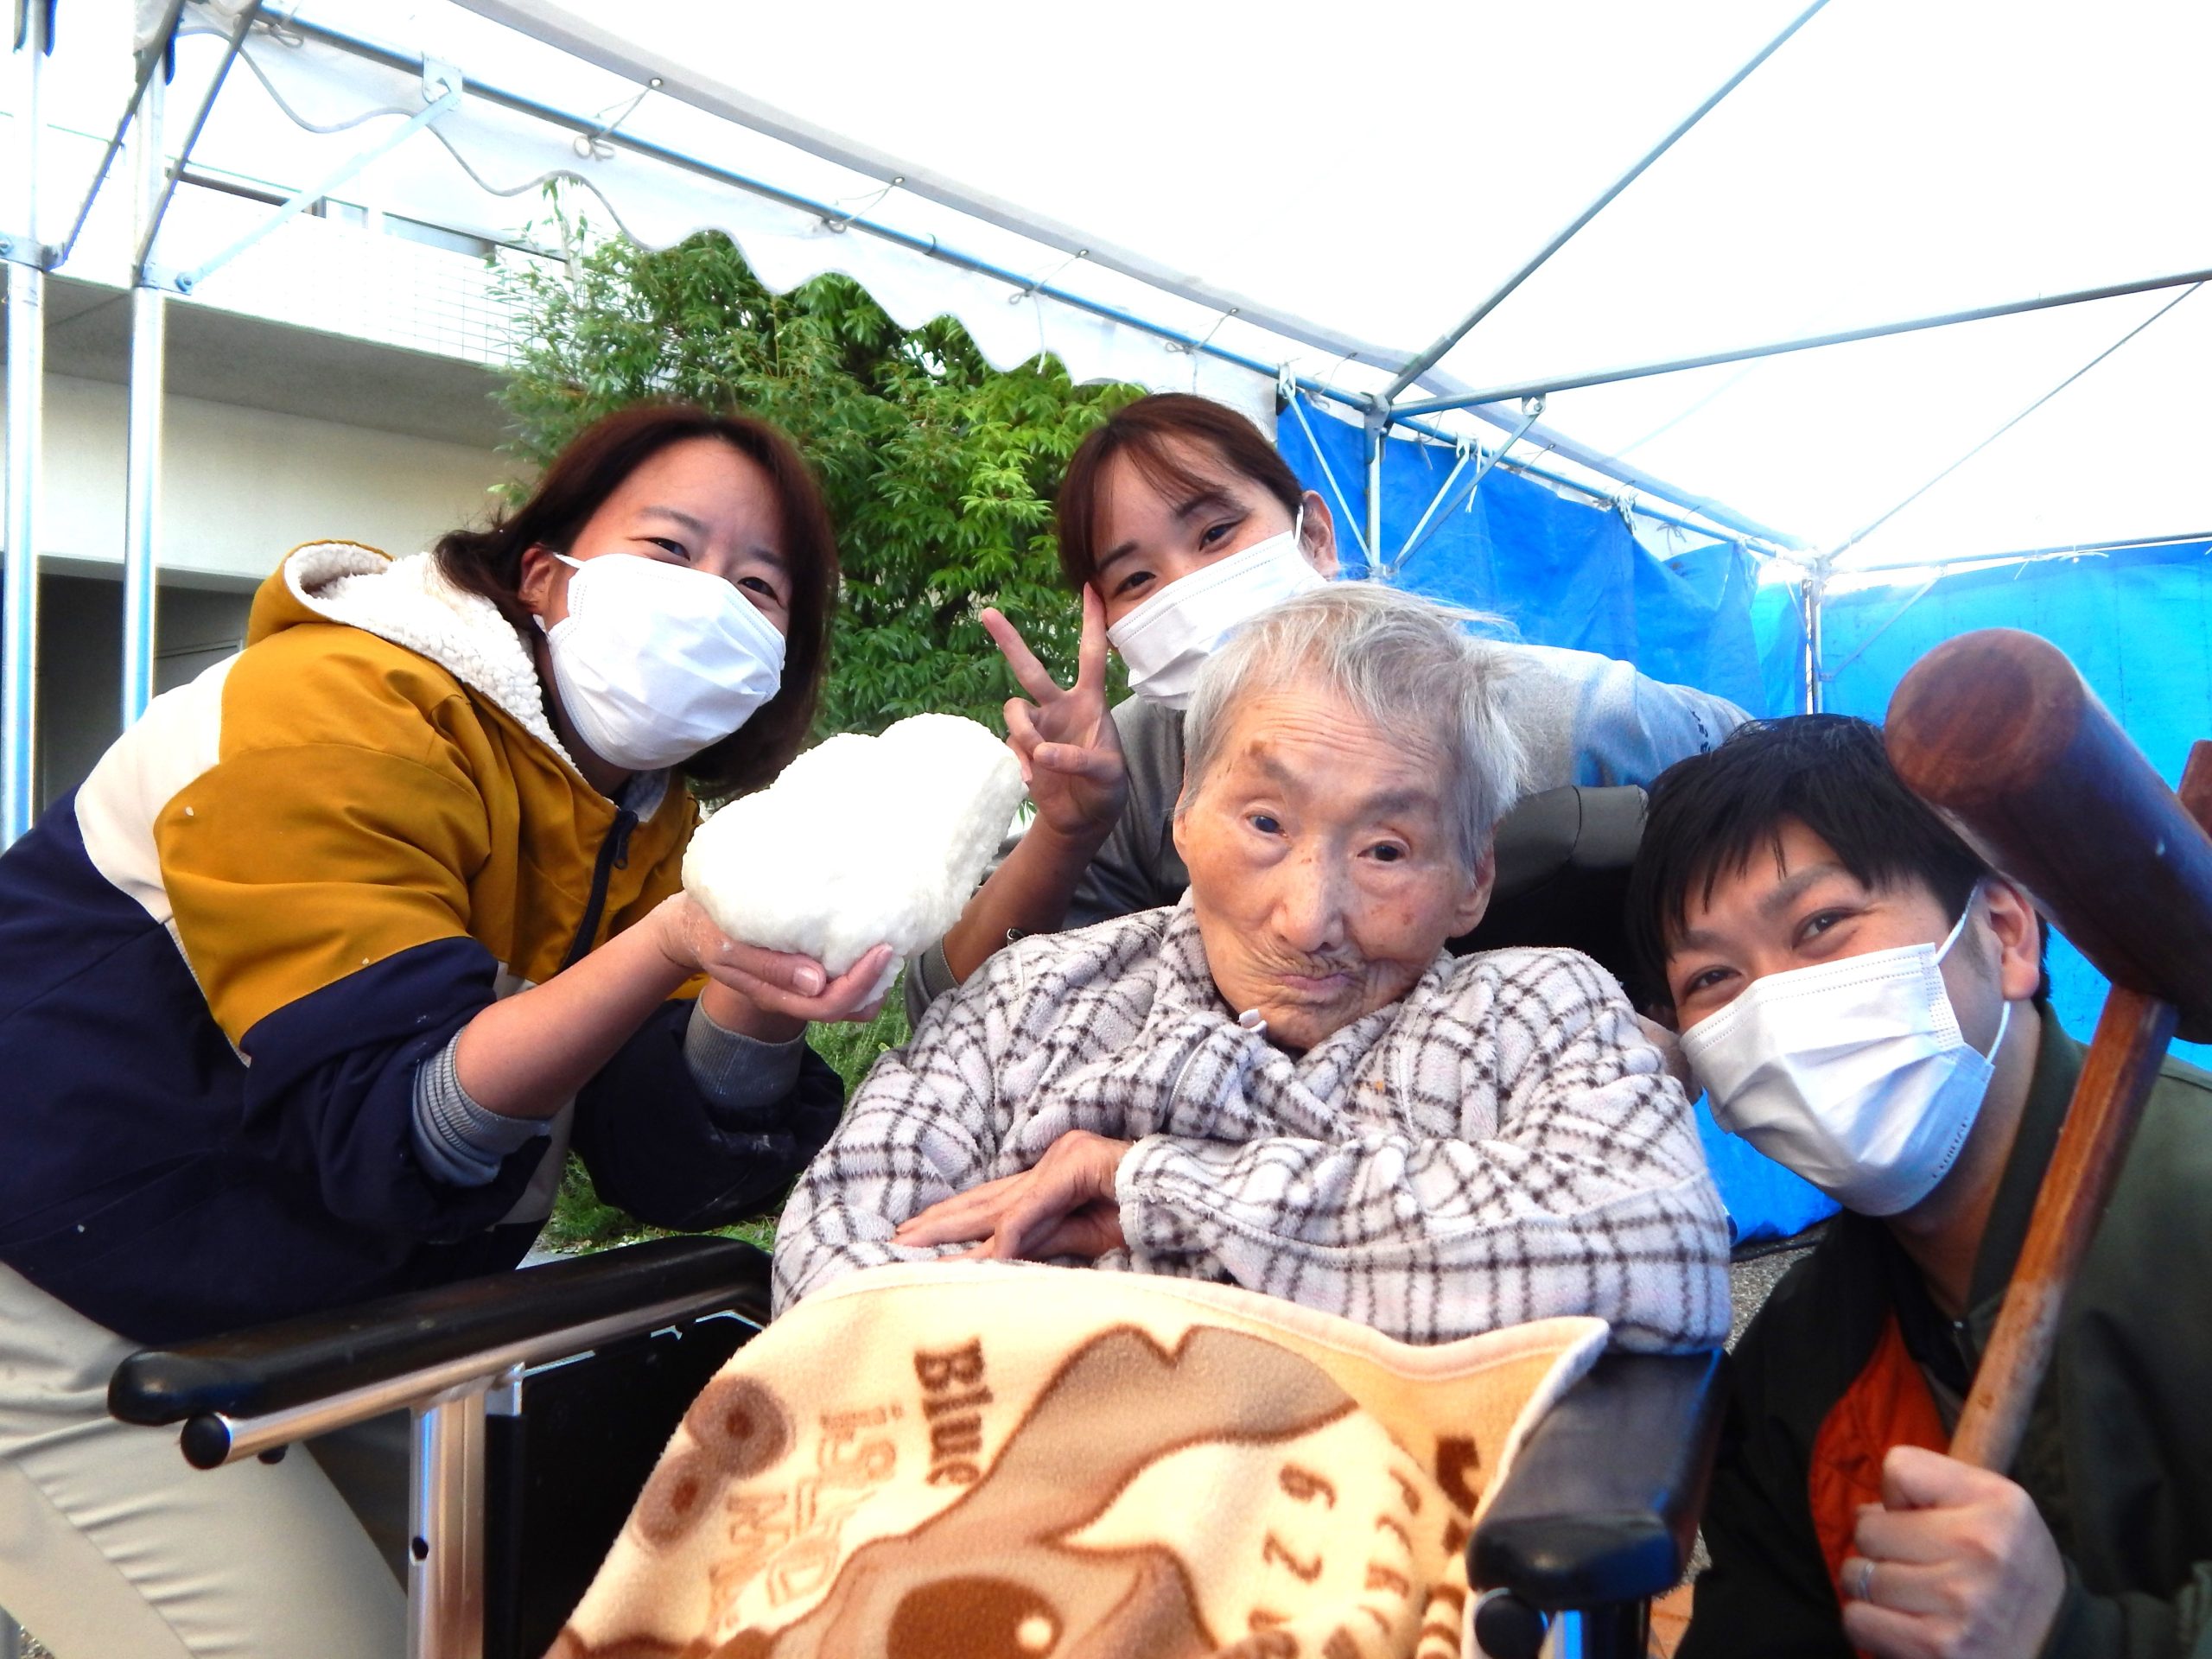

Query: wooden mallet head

[1886,627,2212,1040]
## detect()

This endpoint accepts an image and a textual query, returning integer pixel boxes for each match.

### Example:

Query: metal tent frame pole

[1363,410,1385,574]
[268,12,1787,552]
[3,0,48,846]
[448,0,1411,378]
[1802,563,1827,715]
[1381,0,1828,404]
[1396,264,2212,419]
[51,0,186,270]
[124,71,168,727]
[118,3,257,728]
[1824,282,2202,564]
[1388,397,1546,575]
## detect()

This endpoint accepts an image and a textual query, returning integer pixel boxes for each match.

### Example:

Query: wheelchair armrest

[1470,1348,1726,1609]
[109,1236,769,1452]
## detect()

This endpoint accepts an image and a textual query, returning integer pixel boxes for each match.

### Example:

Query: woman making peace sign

[907,392,1748,1018]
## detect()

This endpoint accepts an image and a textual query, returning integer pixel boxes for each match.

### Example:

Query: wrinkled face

[1665,817,2012,1054]
[1090,442,1335,628]
[1173,682,1491,1050]
[520,436,793,635]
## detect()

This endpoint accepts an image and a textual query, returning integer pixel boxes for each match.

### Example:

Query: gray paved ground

[1729,1234,1818,1350]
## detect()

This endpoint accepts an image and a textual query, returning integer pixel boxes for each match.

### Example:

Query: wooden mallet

[1885,628,2212,1471]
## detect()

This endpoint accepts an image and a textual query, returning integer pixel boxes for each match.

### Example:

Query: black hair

[433,402,839,799]
[1624,713,2046,1008]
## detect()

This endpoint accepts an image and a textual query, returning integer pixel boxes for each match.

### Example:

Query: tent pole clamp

[0,234,53,269]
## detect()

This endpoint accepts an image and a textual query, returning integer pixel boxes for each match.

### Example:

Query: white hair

[1177,583,1524,869]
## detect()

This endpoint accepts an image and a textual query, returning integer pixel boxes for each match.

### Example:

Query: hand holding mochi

[682,714,1026,979]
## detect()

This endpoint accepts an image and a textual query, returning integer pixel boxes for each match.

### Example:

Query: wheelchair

[105,785,1726,1659]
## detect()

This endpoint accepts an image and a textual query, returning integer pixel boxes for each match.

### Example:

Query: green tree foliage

[501,223,1112,1249]
[497,224,1140,736]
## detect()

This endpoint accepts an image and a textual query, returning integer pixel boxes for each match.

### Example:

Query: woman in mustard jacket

[0,403,885,1659]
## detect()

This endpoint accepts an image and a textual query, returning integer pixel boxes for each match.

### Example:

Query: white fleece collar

[282,543,577,767]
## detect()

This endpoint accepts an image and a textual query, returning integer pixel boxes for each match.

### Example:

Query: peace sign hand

[982,586,1128,842]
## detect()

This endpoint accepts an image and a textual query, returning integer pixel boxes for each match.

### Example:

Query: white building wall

[3,374,514,808]
[18,373,515,584]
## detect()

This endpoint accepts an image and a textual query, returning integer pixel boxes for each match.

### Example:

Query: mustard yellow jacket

[0,543,838,1344]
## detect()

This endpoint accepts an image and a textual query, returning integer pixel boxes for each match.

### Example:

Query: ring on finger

[1852,1557,1876,1603]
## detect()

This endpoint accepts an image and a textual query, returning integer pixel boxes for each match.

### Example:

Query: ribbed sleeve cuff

[411,1035,548,1188]
[684,998,806,1110]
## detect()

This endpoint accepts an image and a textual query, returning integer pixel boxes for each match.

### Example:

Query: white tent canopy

[10,0,2212,837]
[91,0,2212,569]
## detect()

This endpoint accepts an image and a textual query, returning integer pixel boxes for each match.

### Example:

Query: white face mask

[1678,900,2012,1217]
[542,552,785,772]
[1105,512,1327,710]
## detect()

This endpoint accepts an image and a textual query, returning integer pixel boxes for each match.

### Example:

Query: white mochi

[683,713,1026,982]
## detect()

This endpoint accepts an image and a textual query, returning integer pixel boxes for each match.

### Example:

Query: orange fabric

[1649,1581,1694,1655]
[1808,1313,1949,1622]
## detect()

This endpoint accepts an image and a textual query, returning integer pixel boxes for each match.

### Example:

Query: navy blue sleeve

[237,937,549,1243]
[571,999,846,1230]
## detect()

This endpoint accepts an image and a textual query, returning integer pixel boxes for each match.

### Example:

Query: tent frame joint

[147,76,462,295]
[132,0,263,285]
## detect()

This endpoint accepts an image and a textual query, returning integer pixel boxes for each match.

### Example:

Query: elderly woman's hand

[894,1128,1134,1262]
[982,588,1128,843]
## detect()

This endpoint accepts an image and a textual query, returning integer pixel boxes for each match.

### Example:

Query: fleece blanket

[550,1262,1605,1659]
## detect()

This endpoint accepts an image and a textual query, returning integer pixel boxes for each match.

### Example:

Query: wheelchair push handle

[1885,627,2212,1043]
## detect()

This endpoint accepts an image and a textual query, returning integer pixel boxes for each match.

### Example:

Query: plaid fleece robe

[774,900,1730,1351]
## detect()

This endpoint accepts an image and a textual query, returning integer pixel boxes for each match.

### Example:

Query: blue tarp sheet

[1802,541,2212,1070]
[1279,404,1834,1244]
[1278,405,1773,714]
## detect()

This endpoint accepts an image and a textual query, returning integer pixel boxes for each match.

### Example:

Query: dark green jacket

[1682,1010,2212,1658]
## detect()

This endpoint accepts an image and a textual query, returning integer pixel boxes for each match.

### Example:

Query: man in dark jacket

[1627,715,2212,1659]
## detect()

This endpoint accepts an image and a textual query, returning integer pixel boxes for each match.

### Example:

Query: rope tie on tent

[574,76,663,162]
[1385,397,1548,578]
[1007,247,1087,302]
[261,3,306,49]
[822,176,903,233]
[1166,308,1237,353]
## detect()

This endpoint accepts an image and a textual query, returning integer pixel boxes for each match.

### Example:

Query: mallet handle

[1942,740,2212,1472]
[1946,987,2174,1470]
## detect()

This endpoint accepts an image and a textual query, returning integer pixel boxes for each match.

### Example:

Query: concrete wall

[19,373,514,584]
[4,374,514,806]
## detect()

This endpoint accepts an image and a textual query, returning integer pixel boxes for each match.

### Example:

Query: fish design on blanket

[549,1264,1605,1659]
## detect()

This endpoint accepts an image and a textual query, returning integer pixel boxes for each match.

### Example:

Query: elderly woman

[773,584,1729,1350]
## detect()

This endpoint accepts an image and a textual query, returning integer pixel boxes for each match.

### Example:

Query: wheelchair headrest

[1453,785,1647,984]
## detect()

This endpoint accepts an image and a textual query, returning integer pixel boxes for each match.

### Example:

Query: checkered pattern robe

[773,900,1730,1351]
